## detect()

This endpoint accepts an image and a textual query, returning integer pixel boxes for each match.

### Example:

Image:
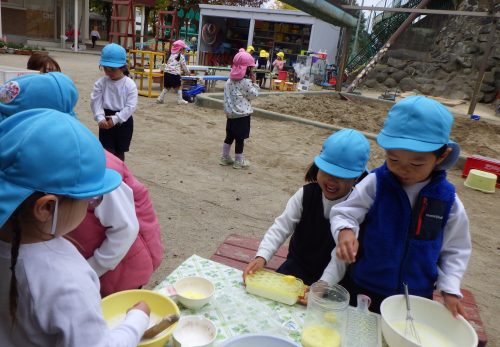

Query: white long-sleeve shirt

[0,238,149,346]
[91,75,137,125]
[87,182,139,276]
[329,172,471,297]
[256,187,347,283]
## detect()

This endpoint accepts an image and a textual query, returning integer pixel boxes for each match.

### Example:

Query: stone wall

[362,0,499,103]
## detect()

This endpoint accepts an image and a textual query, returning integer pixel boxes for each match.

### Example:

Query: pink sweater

[69,151,164,296]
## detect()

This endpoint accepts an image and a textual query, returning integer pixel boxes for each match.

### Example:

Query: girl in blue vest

[330,96,471,317]
[243,129,370,286]
[0,110,150,346]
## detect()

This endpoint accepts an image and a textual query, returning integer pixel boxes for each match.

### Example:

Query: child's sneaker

[233,158,250,169]
[156,97,164,104]
[219,155,234,166]
[177,98,188,105]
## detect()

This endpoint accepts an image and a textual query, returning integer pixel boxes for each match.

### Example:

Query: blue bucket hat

[314,129,370,179]
[0,109,122,228]
[377,95,460,169]
[100,43,126,68]
[0,72,78,122]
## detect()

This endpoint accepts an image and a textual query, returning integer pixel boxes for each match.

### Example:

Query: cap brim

[377,132,443,152]
[100,61,124,68]
[65,168,122,199]
[0,179,34,228]
[314,156,365,179]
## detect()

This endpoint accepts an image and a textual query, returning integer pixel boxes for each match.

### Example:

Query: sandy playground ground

[0,51,498,345]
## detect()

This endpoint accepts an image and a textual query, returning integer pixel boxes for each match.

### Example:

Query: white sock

[177,89,183,100]
[158,88,167,100]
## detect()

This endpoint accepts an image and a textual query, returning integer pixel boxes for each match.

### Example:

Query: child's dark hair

[4,192,44,324]
[304,163,368,184]
[27,53,61,73]
[434,144,448,158]
[121,64,130,77]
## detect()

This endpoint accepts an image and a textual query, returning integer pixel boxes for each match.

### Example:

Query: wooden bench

[211,233,488,347]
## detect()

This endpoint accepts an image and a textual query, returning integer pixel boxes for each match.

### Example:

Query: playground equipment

[109,0,136,49]
[155,10,178,53]
[128,49,166,98]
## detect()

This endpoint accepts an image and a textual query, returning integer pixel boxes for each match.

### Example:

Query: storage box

[0,65,39,84]
[462,155,500,188]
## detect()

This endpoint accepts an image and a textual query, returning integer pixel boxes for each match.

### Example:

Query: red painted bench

[211,233,488,347]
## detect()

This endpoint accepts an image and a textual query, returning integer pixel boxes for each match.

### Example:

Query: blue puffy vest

[351,163,456,298]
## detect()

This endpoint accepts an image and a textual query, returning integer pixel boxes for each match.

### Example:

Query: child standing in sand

[244,129,370,285]
[331,96,471,316]
[156,40,190,105]
[220,50,259,169]
[91,43,138,162]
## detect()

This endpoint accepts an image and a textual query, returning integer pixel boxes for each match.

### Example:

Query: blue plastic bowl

[219,334,301,347]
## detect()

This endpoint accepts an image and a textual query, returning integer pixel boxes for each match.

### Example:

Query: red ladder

[155,10,178,54]
[109,0,136,50]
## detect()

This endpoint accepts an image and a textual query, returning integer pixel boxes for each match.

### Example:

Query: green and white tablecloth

[155,255,385,347]
[155,254,306,345]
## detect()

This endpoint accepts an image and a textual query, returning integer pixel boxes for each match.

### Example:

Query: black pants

[91,36,98,48]
[99,109,133,161]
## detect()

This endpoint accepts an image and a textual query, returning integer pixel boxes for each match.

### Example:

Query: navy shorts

[163,72,182,89]
[99,109,134,154]
[226,115,251,140]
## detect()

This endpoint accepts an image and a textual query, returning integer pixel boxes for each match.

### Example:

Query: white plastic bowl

[381,294,478,347]
[172,315,217,347]
[174,276,215,310]
[219,333,301,347]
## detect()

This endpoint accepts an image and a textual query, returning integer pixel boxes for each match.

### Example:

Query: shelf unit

[226,18,250,54]
[252,21,312,66]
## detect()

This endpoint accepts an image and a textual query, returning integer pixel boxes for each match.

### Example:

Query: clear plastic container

[301,282,350,347]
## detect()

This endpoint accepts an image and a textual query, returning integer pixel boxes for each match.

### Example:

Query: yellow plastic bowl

[101,289,180,347]
[464,169,497,193]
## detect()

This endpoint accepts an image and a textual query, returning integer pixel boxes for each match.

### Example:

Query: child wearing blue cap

[91,43,138,161]
[0,110,150,345]
[331,96,471,317]
[243,129,370,286]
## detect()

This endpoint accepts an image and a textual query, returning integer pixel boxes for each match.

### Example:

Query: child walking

[221,50,259,169]
[0,72,164,298]
[244,129,370,286]
[91,43,138,161]
[331,96,471,316]
[156,40,190,105]
[0,109,150,346]
[90,26,101,48]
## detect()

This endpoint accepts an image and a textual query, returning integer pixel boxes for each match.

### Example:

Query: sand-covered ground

[0,51,498,345]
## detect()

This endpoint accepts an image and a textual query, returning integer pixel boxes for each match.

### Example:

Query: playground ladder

[155,10,178,54]
[109,0,136,50]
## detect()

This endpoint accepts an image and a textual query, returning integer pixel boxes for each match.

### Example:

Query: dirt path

[0,51,497,345]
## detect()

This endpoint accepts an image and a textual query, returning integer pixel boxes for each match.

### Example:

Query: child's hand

[106,118,115,128]
[243,257,266,284]
[127,300,151,316]
[98,120,109,129]
[336,229,358,263]
[442,292,466,318]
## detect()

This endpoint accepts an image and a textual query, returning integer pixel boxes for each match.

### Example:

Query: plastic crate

[462,155,500,188]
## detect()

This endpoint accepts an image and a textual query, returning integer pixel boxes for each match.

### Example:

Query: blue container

[470,114,481,120]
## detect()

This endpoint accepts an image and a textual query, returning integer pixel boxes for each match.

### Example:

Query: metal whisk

[403,283,421,344]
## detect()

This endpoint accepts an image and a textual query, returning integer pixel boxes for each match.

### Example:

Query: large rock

[384,77,398,88]
[419,83,435,95]
[399,77,418,91]
[481,91,497,103]
[387,57,407,69]
[364,79,377,88]
[391,70,408,82]
[375,73,387,83]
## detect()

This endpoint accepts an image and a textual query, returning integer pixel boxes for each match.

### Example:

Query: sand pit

[0,51,497,345]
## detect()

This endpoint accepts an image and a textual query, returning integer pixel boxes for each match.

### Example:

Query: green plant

[0,40,5,48]
[6,42,23,49]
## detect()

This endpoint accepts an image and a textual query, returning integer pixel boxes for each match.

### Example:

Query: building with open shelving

[197,4,341,67]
